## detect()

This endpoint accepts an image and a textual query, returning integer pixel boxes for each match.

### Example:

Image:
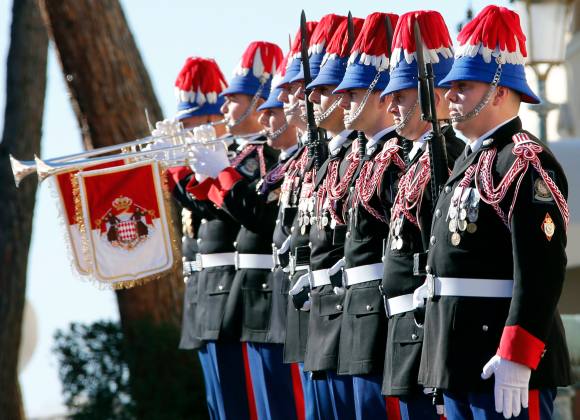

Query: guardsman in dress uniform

[332,12,404,419]
[273,21,326,420]
[165,57,254,420]
[379,11,464,420]
[295,15,364,420]
[189,41,305,420]
[416,5,572,419]
[256,59,312,419]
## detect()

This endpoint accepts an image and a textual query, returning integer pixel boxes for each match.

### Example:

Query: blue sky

[0,0,509,416]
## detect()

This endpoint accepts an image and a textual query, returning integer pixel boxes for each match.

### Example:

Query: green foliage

[53,320,208,420]
[53,321,135,420]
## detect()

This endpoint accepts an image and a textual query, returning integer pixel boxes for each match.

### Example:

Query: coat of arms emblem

[97,196,154,250]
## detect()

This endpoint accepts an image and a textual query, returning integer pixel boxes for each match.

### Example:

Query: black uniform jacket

[269,145,309,348]
[205,140,286,343]
[303,133,357,373]
[338,129,405,376]
[419,117,572,392]
[167,141,265,342]
[179,218,204,350]
[381,127,464,396]
[304,131,357,372]
[283,146,318,363]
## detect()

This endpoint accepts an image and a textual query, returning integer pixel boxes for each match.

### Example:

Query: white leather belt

[200,252,236,268]
[236,253,274,270]
[295,265,309,272]
[384,293,414,317]
[428,275,513,298]
[344,263,383,286]
[311,269,331,287]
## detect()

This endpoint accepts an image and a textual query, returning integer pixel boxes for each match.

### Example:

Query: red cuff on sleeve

[207,167,243,207]
[185,177,214,200]
[497,325,545,370]
[165,166,193,192]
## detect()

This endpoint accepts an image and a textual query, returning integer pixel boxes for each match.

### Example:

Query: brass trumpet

[10,119,265,186]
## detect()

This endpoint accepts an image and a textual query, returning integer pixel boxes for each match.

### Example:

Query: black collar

[446,117,522,185]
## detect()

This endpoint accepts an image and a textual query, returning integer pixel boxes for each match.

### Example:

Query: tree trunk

[0,0,48,418]
[37,1,206,417]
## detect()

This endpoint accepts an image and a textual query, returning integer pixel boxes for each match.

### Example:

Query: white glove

[148,119,188,160]
[328,257,345,295]
[328,257,345,276]
[277,237,291,256]
[436,404,446,417]
[289,272,311,311]
[150,119,182,146]
[412,279,430,309]
[190,124,217,143]
[189,144,230,178]
[481,355,531,419]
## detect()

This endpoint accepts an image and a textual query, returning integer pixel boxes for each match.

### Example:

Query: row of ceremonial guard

[163,6,571,420]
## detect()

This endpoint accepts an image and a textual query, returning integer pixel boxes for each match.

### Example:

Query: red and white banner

[52,159,125,276]
[75,160,175,287]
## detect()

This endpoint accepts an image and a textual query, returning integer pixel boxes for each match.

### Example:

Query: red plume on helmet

[236,41,285,80]
[455,5,527,64]
[174,57,227,105]
[309,14,346,55]
[322,16,364,66]
[390,10,454,67]
[348,12,399,71]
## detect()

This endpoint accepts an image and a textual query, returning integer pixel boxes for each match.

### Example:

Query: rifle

[300,10,326,170]
[413,21,449,208]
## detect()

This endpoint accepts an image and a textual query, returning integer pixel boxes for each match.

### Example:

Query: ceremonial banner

[76,160,176,287]
[51,160,125,276]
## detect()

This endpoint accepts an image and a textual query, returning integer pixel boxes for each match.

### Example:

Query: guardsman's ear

[493,86,510,106]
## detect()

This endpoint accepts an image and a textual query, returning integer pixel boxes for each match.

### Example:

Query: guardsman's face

[339,89,380,131]
[445,80,490,137]
[309,85,342,131]
[285,81,306,131]
[220,94,251,134]
[180,114,226,137]
[277,85,290,104]
[389,88,425,141]
[258,107,295,149]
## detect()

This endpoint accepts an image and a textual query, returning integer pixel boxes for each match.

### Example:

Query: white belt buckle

[427,274,435,299]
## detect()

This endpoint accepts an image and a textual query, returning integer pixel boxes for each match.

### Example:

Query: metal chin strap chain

[267,121,289,140]
[343,70,383,125]
[451,59,503,124]
[284,101,301,117]
[314,99,341,124]
[227,81,266,128]
[395,100,419,135]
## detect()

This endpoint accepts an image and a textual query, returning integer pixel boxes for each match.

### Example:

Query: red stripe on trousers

[241,343,258,420]
[529,390,540,420]
[290,363,305,420]
[385,396,402,420]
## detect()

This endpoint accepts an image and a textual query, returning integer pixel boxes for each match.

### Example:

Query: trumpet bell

[35,155,57,183]
[10,155,37,188]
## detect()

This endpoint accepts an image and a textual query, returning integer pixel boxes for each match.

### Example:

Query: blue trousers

[327,371,356,420]
[352,374,386,420]
[204,342,250,420]
[443,388,556,420]
[246,342,297,420]
[297,364,334,420]
[399,393,440,420]
[198,344,221,419]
